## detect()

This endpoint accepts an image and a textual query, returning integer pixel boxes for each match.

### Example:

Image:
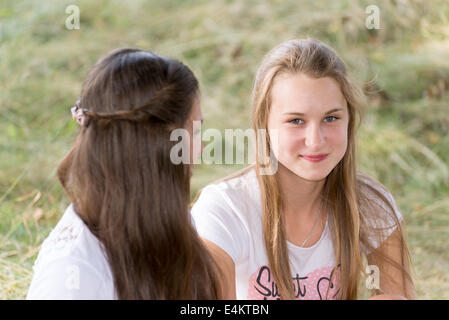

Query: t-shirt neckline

[286,212,329,251]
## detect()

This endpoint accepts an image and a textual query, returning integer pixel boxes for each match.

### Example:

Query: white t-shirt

[191,167,402,300]
[27,204,198,300]
[27,204,116,300]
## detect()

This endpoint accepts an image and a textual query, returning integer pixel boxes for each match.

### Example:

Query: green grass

[1,0,448,299]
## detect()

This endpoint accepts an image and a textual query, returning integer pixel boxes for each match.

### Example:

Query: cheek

[327,125,348,154]
[189,131,202,163]
[185,126,195,164]
[272,128,303,160]
[189,137,194,164]
[281,128,302,150]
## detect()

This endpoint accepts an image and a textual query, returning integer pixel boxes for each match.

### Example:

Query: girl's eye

[289,116,339,125]
[324,116,339,123]
[289,119,304,125]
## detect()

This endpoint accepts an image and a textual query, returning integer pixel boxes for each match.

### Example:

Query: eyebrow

[283,108,344,116]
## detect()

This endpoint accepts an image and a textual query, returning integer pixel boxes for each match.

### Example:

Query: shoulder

[194,166,259,208]
[192,166,261,223]
[33,204,109,270]
[356,172,402,221]
[356,173,404,254]
[27,204,114,299]
[191,167,258,263]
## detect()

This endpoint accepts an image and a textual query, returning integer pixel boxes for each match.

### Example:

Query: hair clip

[71,105,89,126]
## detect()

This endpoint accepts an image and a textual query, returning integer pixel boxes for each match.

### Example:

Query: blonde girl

[192,38,415,300]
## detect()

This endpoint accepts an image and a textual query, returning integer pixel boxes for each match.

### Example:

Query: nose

[305,123,325,149]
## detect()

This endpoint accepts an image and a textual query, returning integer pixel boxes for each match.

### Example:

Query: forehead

[270,73,347,114]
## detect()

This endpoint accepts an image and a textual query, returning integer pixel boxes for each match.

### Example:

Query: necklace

[300,199,324,248]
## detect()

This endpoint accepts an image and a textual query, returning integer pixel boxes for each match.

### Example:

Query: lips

[300,154,328,162]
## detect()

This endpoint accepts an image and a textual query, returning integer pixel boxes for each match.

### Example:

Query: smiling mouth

[300,154,328,162]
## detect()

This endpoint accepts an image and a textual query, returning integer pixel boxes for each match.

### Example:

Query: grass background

[0,0,448,299]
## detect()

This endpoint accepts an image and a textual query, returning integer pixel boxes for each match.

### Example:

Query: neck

[277,163,327,220]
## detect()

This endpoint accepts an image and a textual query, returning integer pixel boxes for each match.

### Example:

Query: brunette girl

[27,48,221,299]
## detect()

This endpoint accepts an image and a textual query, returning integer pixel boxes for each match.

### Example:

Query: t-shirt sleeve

[361,181,404,255]
[191,184,249,264]
[26,256,108,300]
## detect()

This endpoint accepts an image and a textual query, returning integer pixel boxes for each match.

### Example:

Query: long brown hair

[249,38,413,299]
[58,48,221,299]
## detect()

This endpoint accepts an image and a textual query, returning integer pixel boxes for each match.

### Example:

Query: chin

[299,173,328,182]
[286,167,327,182]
